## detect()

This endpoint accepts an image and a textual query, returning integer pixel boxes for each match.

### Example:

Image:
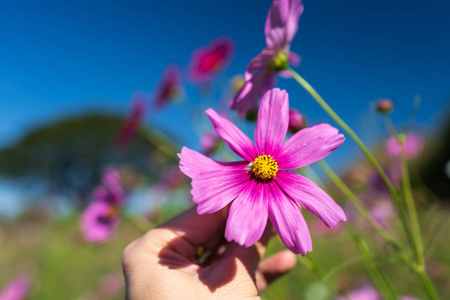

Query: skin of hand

[122,206,297,300]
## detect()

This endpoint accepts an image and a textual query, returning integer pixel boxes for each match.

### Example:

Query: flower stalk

[318,160,413,269]
[299,255,349,299]
[288,68,416,250]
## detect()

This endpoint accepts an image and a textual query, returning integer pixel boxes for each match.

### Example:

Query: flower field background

[1,0,450,299]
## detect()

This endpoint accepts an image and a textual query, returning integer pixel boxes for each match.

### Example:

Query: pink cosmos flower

[336,285,419,300]
[153,65,182,110]
[369,197,395,229]
[0,275,29,300]
[179,88,346,255]
[188,37,235,84]
[336,285,380,300]
[80,168,125,243]
[115,93,147,147]
[97,272,124,298]
[385,132,424,160]
[230,0,303,116]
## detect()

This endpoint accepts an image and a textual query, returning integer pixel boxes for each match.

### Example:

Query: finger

[144,205,230,252]
[221,221,275,274]
[255,250,297,291]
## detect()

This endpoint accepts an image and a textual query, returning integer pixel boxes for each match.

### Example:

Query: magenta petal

[190,165,251,215]
[276,171,346,227]
[230,51,277,117]
[288,50,302,66]
[265,0,289,50]
[255,88,289,155]
[205,109,258,161]
[275,123,345,169]
[265,0,303,50]
[268,181,312,255]
[102,168,124,205]
[178,147,245,179]
[245,50,274,80]
[230,72,277,118]
[178,147,250,214]
[285,0,304,45]
[225,180,268,247]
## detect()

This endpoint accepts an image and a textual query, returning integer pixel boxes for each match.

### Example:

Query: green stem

[345,226,398,300]
[299,255,349,299]
[400,148,423,266]
[288,68,415,250]
[326,256,368,277]
[425,212,448,253]
[123,213,153,233]
[139,127,179,161]
[382,115,399,138]
[400,148,439,299]
[417,269,440,300]
[318,160,413,268]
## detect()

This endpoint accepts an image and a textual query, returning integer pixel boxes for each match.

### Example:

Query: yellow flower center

[252,155,278,180]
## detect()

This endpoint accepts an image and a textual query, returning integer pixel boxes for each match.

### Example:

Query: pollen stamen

[252,155,278,180]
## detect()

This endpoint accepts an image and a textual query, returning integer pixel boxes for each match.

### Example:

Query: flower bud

[288,108,307,133]
[376,98,394,113]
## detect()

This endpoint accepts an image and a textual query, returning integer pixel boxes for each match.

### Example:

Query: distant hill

[0,113,180,205]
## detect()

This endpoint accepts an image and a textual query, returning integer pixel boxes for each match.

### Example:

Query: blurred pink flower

[230,0,303,116]
[369,198,395,229]
[200,130,221,155]
[337,285,419,300]
[80,168,125,243]
[97,273,124,298]
[0,275,29,300]
[153,65,182,110]
[336,285,380,300]
[385,132,424,159]
[188,37,235,84]
[179,88,346,255]
[115,93,147,147]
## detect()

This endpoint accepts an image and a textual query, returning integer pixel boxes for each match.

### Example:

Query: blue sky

[1,0,449,159]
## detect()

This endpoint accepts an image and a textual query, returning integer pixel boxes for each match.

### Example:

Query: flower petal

[190,166,251,215]
[245,50,274,80]
[286,0,304,46]
[178,147,251,214]
[268,181,312,255]
[225,180,268,247]
[265,0,289,50]
[178,147,245,179]
[205,109,258,161]
[255,88,289,155]
[102,168,124,205]
[276,171,347,227]
[275,123,345,169]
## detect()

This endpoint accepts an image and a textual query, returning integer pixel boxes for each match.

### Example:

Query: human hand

[122,207,297,299]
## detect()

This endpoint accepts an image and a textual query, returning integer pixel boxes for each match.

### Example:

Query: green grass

[1,202,449,299]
